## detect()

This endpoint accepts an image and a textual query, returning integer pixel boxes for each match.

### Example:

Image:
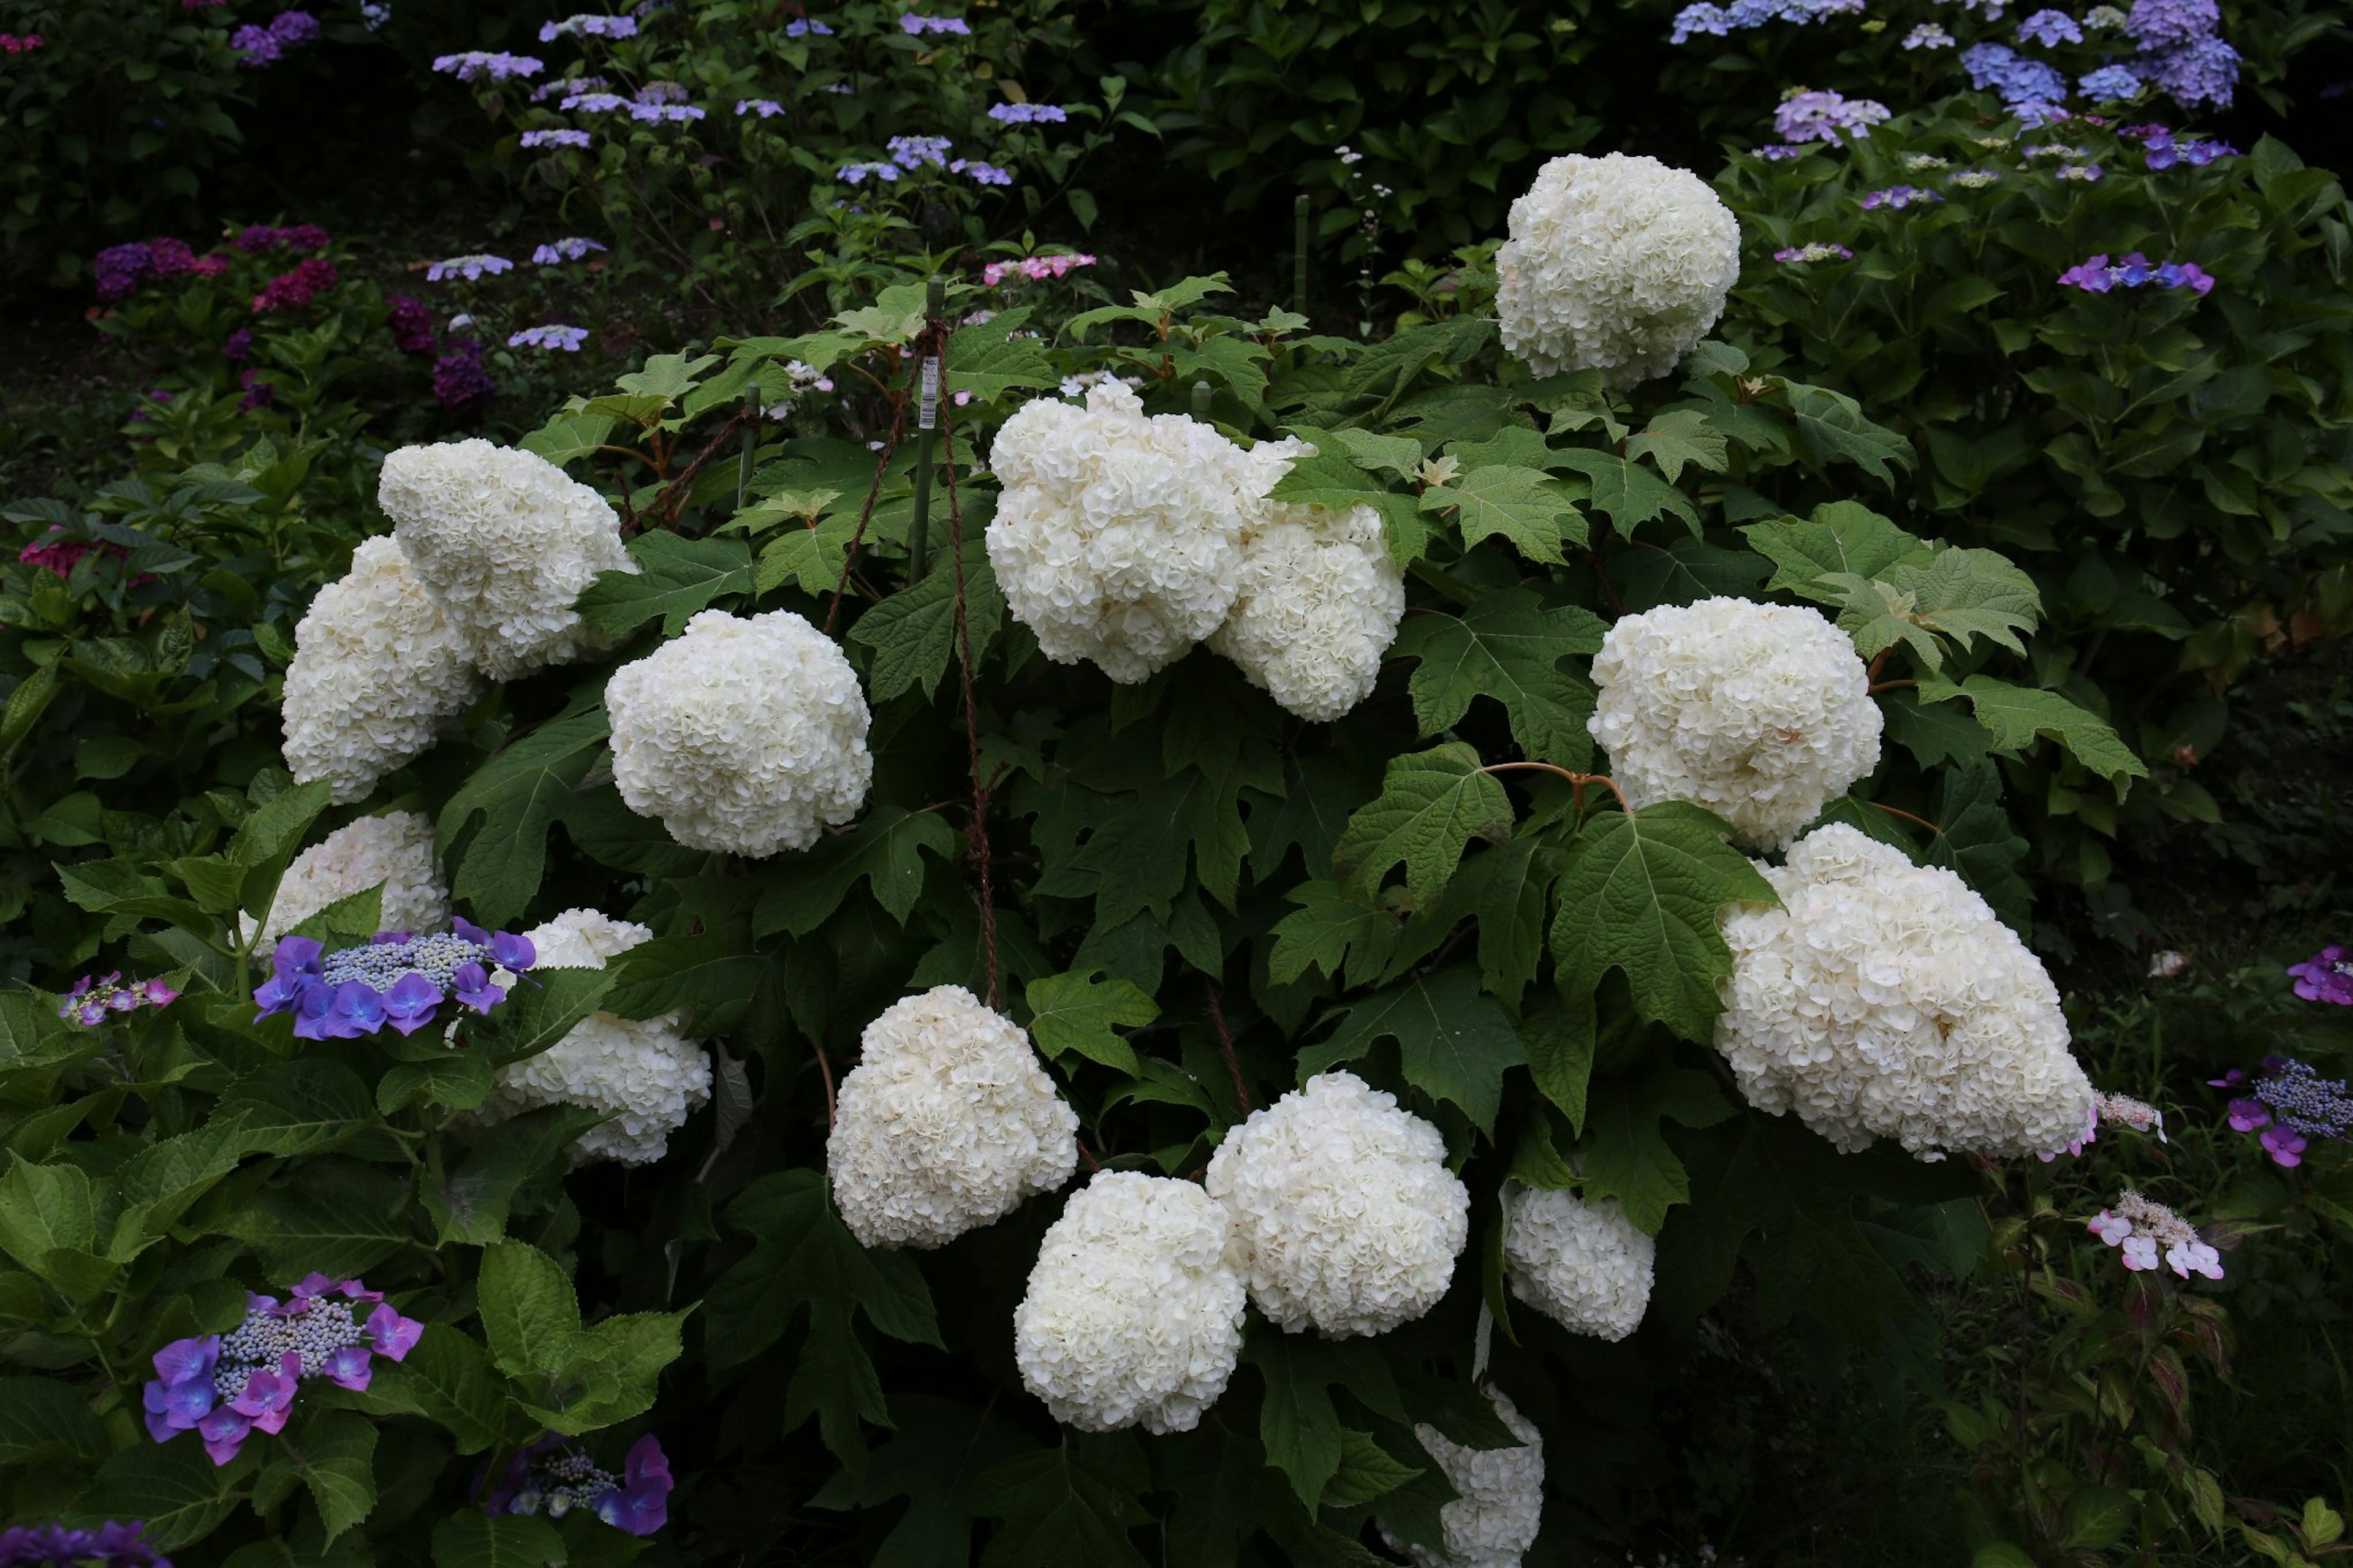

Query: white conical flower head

[377,437,635,679]
[1588,596,1882,849]
[1013,1171,1247,1434]
[246,809,451,958]
[1715,823,2095,1157]
[281,537,484,803]
[1501,1186,1655,1341]
[604,608,873,857]
[827,985,1080,1249]
[1496,151,1741,388]
[1379,1388,1545,1568]
[1203,1070,1469,1336]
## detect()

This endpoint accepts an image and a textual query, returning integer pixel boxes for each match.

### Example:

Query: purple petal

[492,931,537,971]
[322,1345,374,1390]
[152,1334,219,1384]
[367,1303,425,1362]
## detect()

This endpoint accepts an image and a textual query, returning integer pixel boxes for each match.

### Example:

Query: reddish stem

[1205,982,1252,1115]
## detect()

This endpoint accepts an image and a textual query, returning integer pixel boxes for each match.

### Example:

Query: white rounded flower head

[377,437,635,680]
[478,907,712,1167]
[1501,1186,1655,1342]
[1013,1171,1247,1435]
[1381,1389,1545,1568]
[1496,151,1741,388]
[1203,1070,1469,1337]
[1208,439,1406,721]
[827,985,1080,1249]
[1588,596,1882,849]
[604,608,873,857]
[281,537,485,805]
[248,809,451,958]
[985,379,1259,683]
[1715,823,2095,1159]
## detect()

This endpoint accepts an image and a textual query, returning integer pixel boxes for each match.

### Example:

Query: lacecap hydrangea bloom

[1207,439,1405,721]
[1495,152,1741,388]
[827,986,1079,1249]
[1716,824,2094,1157]
[280,538,485,803]
[1588,597,1881,849]
[1379,1388,1545,1568]
[1012,1172,1247,1434]
[1500,1185,1656,1341]
[376,439,635,680]
[0,1521,170,1568]
[478,909,712,1166]
[487,1433,672,1535]
[1205,1071,1468,1337]
[245,809,450,959]
[253,919,533,1041]
[604,609,873,857]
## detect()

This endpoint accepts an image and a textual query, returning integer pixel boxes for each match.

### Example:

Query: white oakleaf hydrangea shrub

[603,608,873,857]
[1204,1071,1469,1337]
[986,379,1257,683]
[827,985,1080,1249]
[478,908,711,1166]
[1208,439,1406,721]
[1379,1388,1545,1568]
[376,437,635,680]
[1588,596,1882,849]
[1496,151,1741,388]
[280,537,485,804]
[1500,1185,1656,1341]
[246,809,450,959]
[1012,1171,1247,1434]
[1716,823,2095,1157]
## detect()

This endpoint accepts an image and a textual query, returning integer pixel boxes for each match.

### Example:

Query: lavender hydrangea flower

[899,13,971,34]
[57,973,178,1026]
[888,134,953,169]
[2078,64,2144,97]
[1860,184,1944,210]
[532,73,606,101]
[987,101,1067,123]
[488,1434,673,1534]
[561,91,631,112]
[0,1521,172,1568]
[2056,251,2215,294]
[539,13,639,40]
[532,237,607,263]
[786,17,834,35]
[836,161,901,184]
[2017,9,2083,44]
[951,157,1012,185]
[2143,36,2239,107]
[432,50,546,81]
[2142,130,2236,167]
[510,325,590,350]
[521,128,593,148]
[2086,1192,2221,1279]
[627,102,705,123]
[1773,88,1891,144]
[252,921,535,1040]
[426,254,516,282]
[1773,243,1855,263]
[2211,1056,2353,1167]
[2124,0,2219,50]
[1961,41,2070,109]
[736,98,786,117]
[1903,23,1954,47]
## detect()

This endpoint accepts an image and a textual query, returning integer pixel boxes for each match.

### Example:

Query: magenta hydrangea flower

[56,973,178,1026]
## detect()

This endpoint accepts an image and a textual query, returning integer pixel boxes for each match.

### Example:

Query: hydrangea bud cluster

[252,920,534,1041]
[604,608,873,857]
[1716,825,2094,1158]
[2212,1057,2351,1167]
[478,909,712,1165]
[280,537,485,803]
[0,1521,170,1568]
[1204,1072,1469,1337]
[1379,1390,1545,1568]
[246,810,451,960]
[1495,153,1740,388]
[2086,1191,2222,1278]
[1501,1186,1656,1341]
[827,987,1079,1249]
[56,973,178,1026]
[377,439,636,680]
[488,1434,671,1536]
[2042,1089,2168,1159]
[1013,1172,1247,1434]
[144,1274,422,1465]
[1588,597,1882,849]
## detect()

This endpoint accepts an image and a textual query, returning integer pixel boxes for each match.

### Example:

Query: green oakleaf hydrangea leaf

[1917,675,2148,789]
[1741,502,1930,604]
[1418,464,1587,564]
[577,531,753,638]
[1299,968,1527,1134]
[1626,408,1730,485]
[1025,968,1159,1076]
[1333,743,1513,910]
[1392,588,1605,767]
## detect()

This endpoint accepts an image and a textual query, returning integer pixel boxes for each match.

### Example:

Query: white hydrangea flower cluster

[478,907,712,1167]
[1716,824,2095,1158]
[376,438,635,680]
[1012,1172,1247,1435]
[827,986,1079,1249]
[1500,1186,1656,1342]
[1588,596,1882,849]
[603,608,873,857]
[1203,1071,1469,1337]
[279,539,485,804]
[1496,152,1741,388]
[1380,1390,1546,1568]
[245,809,451,958]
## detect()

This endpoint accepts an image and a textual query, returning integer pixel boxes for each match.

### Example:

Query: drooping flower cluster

[487,1434,671,1535]
[253,920,534,1040]
[1013,1172,1246,1434]
[279,537,485,803]
[604,608,873,856]
[0,1521,169,1568]
[2087,1191,2222,1278]
[1495,153,1740,388]
[1773,88,1892,144]
[246,809,450,959]
[1587,597,1881,850]
[477,909,712,1166]
[2213,1057,2352,1168]
[56,974,178,1026]
[377,439,637,680]
[827,987,1079,1249]
[145,1275,422,1464]
[1205,1072,1469,1337]
[2056,252,2216,295]
[1501,1186,1656,1341]
[1379,1390,1545,1568]
[1715,825,2095,1158]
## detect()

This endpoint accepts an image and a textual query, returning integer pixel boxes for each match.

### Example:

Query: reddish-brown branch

[1480,760,1633,816]
[813,1037,837,1130]
[646,407,756,531]
[1077,1137,1102,1174]
[822,333,931,635]
[1866,647,1894,683]
[1205,982,1252,1115]
[933,322,1004,1014]
[1868,678,1919,694]
[1863,798,1944,835]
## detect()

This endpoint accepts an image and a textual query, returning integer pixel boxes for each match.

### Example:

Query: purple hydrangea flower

[1860,184,1944,210]
[2143,35,2239,107]
[899,12,971,34]
[987,101,1067,123]
[521,127,594,148]
[887,134,953,169]
[2017,8,2082,44]
[2078,64,2144,98]
[1671,3,1730,40]
[563,91,631,112]
[57,972,179,1026]
[951,158,1012,186]
[1773,242,1855,263]
[1772,89,1891,144]
[425,254,515,282]
[94,243,153,303]
[254,925,532,1038]
[510,324,590,350]
[735,98,786,117]
[2056,251,2215,293]
[539,13,639,40]
[434,341,494,412]
[0,1521,172,1568]
[1961,41,2071,108]
[386,293,434,354]
[490,1433,673,1536]
[531,236,607,263]
[786,17,834,35]
[433,50,546,81]
[532,73,607,101]
[2124,0,2219,50]
[1903,22,1953,47]
[836,161,901,184]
